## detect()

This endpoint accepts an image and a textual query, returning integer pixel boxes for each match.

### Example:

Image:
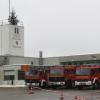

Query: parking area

[0,87,100,100]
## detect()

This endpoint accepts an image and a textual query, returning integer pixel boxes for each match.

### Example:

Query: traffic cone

[74,96,78,99]
[60,91,64,100]
[29,87,34,94]
[73,96,83,100]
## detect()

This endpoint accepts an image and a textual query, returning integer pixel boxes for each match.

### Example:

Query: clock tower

[0,10,24,56]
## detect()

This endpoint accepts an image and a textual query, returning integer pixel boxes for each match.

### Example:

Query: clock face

[16,41,18,45]
[12,39,21,48]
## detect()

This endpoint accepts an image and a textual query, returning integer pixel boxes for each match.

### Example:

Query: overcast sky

[0,0,100,57]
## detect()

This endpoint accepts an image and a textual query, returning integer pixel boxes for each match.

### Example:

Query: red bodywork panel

[64,66,76,81]
[75,65,100,81]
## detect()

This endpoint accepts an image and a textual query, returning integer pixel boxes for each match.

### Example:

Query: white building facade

[0,24,24,56]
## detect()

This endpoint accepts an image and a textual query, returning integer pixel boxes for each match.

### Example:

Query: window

[18,70,25,80]
[76,68,91,75]
[14,27,19,34]
[65,69,75,74]
[17,28,19,34]
[50,69,64,75]
[4,75,15,80]
[14,27,16,33]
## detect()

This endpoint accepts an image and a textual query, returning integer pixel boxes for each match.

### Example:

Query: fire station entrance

[4,70,15,85]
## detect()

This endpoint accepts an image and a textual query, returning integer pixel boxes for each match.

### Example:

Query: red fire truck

[64,65,76,88]
[75,65,100,89]
[45,66,65,88]
[24,65,49,87]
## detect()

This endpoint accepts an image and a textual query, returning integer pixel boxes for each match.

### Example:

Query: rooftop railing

[0,19,23,26]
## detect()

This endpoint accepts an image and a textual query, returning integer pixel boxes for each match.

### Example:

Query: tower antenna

[9,0,11,18]
[8,0,19,25]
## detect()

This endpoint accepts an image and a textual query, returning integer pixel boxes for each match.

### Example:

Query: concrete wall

[9,56,39,65]
[0,54,100,66]
[59,54,100,63]
[43,57,60,66]
[0,69,4,85]
[1,65,25,85]
[0,56,9,65]
[0,25,9,55]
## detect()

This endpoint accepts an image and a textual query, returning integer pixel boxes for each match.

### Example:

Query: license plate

[80,83,86,85]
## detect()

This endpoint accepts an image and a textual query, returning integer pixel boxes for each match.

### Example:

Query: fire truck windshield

[50,69,63,75]
[76,68,91,75]
[26,70,38,75]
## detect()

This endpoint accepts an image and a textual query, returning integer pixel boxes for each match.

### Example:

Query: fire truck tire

[77,86,83,90]
[93,81,99,89]
[65,80,72,88]
[39,82,41,87]
[41,82,47,88]
[43,82,47,88]
[65,81,68,88]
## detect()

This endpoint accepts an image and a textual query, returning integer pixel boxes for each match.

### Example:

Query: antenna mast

[9,0,11,18]
[8,0,19,25]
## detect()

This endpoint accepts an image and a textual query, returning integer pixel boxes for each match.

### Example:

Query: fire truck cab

[25,65,46,86]
[47,66,65,87]
[75,65,100,89]
[38,66,65,88]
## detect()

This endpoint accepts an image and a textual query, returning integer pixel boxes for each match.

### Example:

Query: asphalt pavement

[0,87,100,100]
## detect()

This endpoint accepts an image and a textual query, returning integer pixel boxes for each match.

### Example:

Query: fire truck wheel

[42,82,47,88]
[65,80,72,88]
[39,82,41,87]
[93,81,99,89]
[77,86,83,90]
[65,81,68,88]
